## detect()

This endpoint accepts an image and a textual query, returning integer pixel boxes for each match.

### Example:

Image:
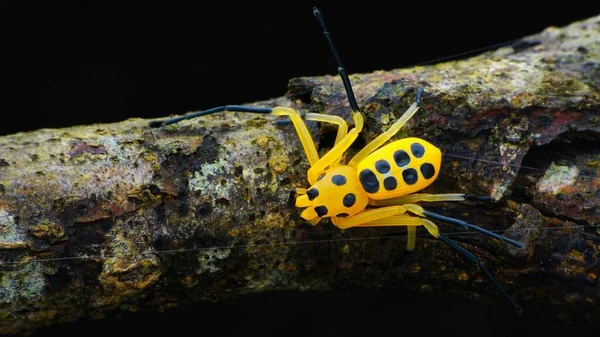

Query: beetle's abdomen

[356,137,441,200]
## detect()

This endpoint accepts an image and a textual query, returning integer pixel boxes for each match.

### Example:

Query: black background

[2,1,599,336]
[2,1,596,135]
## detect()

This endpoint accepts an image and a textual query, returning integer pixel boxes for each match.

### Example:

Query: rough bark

[1,15,599,335]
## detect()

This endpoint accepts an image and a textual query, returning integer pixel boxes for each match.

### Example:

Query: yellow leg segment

[356,214,439,237]
[407,226,416,251]
[401,203,427,217]
[353,215,420,227]
[295,195,311,208]
[354,215,422,251]
[272,107,319,167]
[330,204,407,229]
[345,214,439,251]
[304,113,348,146]
[294,188,307,194]
[304,113,349,166]
[307,112,364,184]
[369,193,466,206]
[348,102,420,168]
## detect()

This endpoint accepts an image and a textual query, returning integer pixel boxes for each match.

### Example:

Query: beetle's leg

[435,231,522,314]
[369,193,474,206]
[368,194,521,247]
[348,87,423,168]
[288,188,308,208]
[295,194,311,208]
[150,105,321,167]
[341,214,420,251]
[306,111,364,184]
[149,105,273,127]
[330,208,419,251]
[303,113,348,146]
[401,203,522,248]
[270,107,322,167]
[330,205,408,229]
[276,112,350,165]
[338,213,522,313]
[303,113,350,166]
[407,225,416,251]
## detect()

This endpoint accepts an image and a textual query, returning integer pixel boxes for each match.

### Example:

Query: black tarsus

[313,7,360,113]
[149,105,273,128]
[274,120,292,127]
[288,188,298,207]
[422,209,523,248]
[414,39,519,67]
[416,87,424,106]
[436,233,523,314]
[464,194,493,202]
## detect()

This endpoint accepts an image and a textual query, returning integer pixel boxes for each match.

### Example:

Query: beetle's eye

[307,188,319,200]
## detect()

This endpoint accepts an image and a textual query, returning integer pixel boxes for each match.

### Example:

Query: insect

[150,7,524,313]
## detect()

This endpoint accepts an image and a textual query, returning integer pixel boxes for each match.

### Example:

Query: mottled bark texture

[1,15,600,335]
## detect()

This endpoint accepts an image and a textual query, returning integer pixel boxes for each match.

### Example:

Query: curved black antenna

[148,105,272,127]
[313,7,360,113]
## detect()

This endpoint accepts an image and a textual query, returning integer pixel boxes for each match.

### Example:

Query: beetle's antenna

[437,233,523,314]
[313,7,360,113]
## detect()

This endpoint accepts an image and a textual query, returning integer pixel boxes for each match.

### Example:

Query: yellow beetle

[150,7,523,313]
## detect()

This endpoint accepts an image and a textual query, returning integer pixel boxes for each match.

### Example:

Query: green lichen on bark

[1,15,600,335]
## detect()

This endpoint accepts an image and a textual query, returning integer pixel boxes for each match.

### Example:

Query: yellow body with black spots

[356,137,441,200]
[295,136,441,220]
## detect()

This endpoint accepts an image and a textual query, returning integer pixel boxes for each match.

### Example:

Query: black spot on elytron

[331,174,347,186]
[402,168,419,185]
[343,193,356,207]
[359,169,379,193]
[317,173,325,181]
[336,213,349,218]
[420,163,436,179]
[375,159,390,174]
[307,188,319,200]
[410,143,425,158]
[314,205,328,217]
[394,150,410,167]
[383,176,398,191]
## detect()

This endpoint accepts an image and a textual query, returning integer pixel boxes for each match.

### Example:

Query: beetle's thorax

[298,165,369,220]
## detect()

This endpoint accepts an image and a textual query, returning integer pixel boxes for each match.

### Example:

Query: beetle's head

[295,165,369,223]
